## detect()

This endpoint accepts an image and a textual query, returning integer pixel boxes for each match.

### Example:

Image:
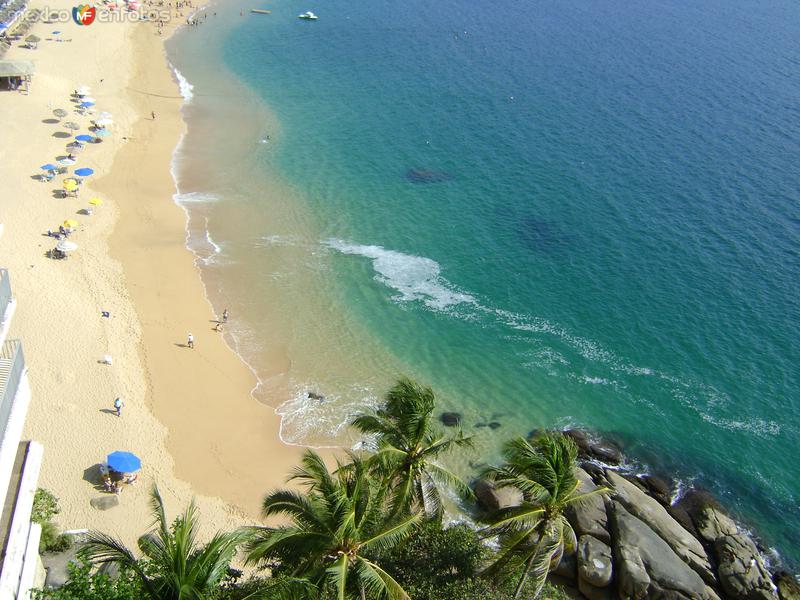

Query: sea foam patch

[325,239,476,310]
[171,65,195,102]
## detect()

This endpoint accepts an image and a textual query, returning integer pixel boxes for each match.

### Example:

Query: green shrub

[31,559,142,600]
[38,521,72,554]
[32,489,60,524]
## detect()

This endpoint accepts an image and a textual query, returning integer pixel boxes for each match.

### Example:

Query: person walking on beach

[187,332,194,348]
[222,308,229,323]
[113,397,124,417]
[151,111,156,120]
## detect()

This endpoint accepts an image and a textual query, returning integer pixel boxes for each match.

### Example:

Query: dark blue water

[171,0,800,564]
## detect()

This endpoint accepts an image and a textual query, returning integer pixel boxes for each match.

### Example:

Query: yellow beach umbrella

[63,219,79,228]
[88,197,103,206]
[63,180,78,191]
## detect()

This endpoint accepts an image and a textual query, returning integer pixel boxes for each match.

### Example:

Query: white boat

[298,11,317,19]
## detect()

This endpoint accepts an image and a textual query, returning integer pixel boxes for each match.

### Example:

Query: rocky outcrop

[473,478,522,512]
[564,429,622,465]
[553,552,577,581]
[695,505,738,544]
[609,501,721,600]
[577,535,612,587]
[607,470,716,585]
[565,468,609,543]
[715,534,778,600]
[775,571,800,600]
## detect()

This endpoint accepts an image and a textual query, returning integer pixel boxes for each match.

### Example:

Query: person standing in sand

[113,397,124,417]
[187,332,194,348]
[222,308,229,323]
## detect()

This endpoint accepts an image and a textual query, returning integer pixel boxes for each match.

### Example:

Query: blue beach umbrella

[40,163,57,171]
[80,101,95,108]
[74,168,94,177]
[75,134,93,142]
[107,451,141,472]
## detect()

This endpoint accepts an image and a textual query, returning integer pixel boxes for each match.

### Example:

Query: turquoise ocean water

[167,0,800,565]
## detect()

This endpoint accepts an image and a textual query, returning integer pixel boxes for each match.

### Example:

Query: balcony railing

[0,270,10,325]
[0,341,24,444]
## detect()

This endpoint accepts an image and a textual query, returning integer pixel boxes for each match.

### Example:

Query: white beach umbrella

[81,96,96,104]
[76,85,91,95]
[94,118,113,127]
[58,157,77,166]
[97,111,113,120]
[56,240,78,252]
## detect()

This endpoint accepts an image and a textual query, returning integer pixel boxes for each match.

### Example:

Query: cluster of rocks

[473,428,797,600]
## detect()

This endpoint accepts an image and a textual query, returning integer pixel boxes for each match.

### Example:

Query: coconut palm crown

[245,449,421,600]
[79,485,250,600]
[351,377,473,519]
[481,433,606,599]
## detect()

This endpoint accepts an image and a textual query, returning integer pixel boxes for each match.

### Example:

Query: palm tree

[80,485,250,600]
[245,450,421,600]
[351,377,473,519]
[481,433,606,599]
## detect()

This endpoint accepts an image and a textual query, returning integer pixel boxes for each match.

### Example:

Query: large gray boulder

[565,468,609,543]
[89,495,119,511]
[553,552,577,581]
[695,504,738,544]
[607,470,716,585]
[473,479,522,512]
[609,501,721,600]
[775,571,800,600]
[715,534,778,600]
[577,534,613,587]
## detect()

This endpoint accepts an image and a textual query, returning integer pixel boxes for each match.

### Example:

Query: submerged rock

[440,412,461,427]
[405,168,452,184]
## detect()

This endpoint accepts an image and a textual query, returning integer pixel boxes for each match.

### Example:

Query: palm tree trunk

[513,553,537,599]
[360,585,367,600]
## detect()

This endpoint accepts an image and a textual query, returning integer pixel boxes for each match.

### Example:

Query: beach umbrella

[82,96,96,103]
[63,180,78,191]
[25,34,40,43]
[64,121,80,130]
[107,451,141,473]
[94,118,113,127]
[63,219,79,228]
[75,134,93,142]
[80,101,95,108]
[40,163,58,171]
[53,108,68,119]
[56,239,78,252]
[97,111,113,119]
[74,168,94,177]
[76,87,90,96]
[89,197,103,206]
[58,157,77,166]
[66,142,84,152]
[94,129,111,138]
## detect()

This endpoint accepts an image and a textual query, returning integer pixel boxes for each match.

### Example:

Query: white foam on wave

[275,382,380,447]
[171,65,195,102]
[325,239,476,310]
[174,191,219,204]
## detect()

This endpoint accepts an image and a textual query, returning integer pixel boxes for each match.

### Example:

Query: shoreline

[0,0,301,549]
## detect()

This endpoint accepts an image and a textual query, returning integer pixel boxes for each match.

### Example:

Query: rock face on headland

[509,428,789,600]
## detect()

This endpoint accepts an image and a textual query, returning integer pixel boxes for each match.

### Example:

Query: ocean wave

[171,65,195,102]
[174,191,219,204]
[322,238,781,442]
[324,239,476,310]
[275,382,380,447]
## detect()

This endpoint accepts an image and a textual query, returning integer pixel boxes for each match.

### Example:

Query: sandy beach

[0,0,301,547]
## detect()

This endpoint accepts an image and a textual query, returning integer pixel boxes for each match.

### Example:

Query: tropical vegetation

[35,379,584,600]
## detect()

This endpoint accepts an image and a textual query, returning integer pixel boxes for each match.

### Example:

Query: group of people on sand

[100,465,139,495]
[187,308,228,349]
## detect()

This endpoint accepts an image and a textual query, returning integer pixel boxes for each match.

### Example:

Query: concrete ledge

[0,371,30,511]
[19,522,43,599]
[0,440,43,599]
